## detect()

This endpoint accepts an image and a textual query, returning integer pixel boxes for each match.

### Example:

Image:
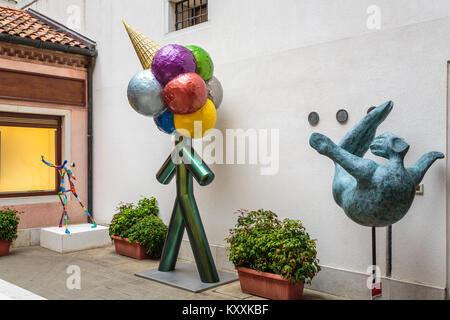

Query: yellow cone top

[123,20,161,70]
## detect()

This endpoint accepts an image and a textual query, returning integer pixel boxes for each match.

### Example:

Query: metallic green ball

[186,45,214,81]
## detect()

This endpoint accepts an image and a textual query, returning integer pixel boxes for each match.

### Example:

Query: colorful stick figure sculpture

[123,21,224,283]
[309,101,445,227]
[41,156,97,234]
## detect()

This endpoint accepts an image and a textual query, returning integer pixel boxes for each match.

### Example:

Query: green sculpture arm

[179,145,214,186]
[310,132,377,184]
[407,151,445,186]
[156,154,177,185]
[157,141,214,186]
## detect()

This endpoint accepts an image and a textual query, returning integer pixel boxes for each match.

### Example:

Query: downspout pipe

[87,55,96,217]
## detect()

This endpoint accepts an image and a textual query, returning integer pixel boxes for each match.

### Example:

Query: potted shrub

[127,215,168,259]
[109,197,167,260]
[225,209,321,300]
[0,209,20,257]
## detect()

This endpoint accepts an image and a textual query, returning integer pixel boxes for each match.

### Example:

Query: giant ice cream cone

[123,20,161,70]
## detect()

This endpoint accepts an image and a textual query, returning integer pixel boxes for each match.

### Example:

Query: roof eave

[0,32,97,57]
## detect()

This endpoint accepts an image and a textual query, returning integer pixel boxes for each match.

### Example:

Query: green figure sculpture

[309,101,444,227]
[156,136,219,283]
[123,22,222,284]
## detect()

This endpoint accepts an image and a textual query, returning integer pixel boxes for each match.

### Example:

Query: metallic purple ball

[151,44,197,86]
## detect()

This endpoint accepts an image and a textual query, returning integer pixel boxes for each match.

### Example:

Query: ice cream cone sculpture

[123,20,223,137]
[124,21,224,283]
[41,156,97,234]
[123,21,161,70]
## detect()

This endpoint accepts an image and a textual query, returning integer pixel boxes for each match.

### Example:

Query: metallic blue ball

[154,109,175,134]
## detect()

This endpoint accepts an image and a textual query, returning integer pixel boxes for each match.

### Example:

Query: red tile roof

[0,5,87,49]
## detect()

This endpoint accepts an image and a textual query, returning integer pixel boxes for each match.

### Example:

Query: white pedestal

[0,280,46,300]
[40,224,111,253]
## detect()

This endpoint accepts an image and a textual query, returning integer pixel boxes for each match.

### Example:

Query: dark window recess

[175,0,208,31]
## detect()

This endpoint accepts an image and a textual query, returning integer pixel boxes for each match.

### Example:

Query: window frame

[174,0,208,31]
[0,111,62,198]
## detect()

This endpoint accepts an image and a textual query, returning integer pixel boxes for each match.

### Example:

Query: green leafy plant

[128,216,168,258]
[0,209,20,242]
[109,197,159,238]
[135,197,160,216]
[109,197,167,258]
[225,209,321,285]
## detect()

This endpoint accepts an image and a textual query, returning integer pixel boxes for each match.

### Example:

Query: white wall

[31,0,450,294]
[447,63,450,298]
[28,0,86,32]
[0,0,30,8]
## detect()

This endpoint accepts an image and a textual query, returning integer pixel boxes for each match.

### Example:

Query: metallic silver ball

[127,70,165,117]
[207,76,223,109]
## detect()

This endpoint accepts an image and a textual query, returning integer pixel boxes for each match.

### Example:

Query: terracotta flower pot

[236,266,304,300]
[0,239,11,257]
[111,235,149,260]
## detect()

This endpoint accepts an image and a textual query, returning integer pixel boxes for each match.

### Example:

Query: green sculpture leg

[156,137,219,283]
[178,195,219,283]
[177,163,219,283]
[158,199,185,272]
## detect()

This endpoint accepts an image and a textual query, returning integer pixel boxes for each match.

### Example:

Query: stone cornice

[0,41,90,69]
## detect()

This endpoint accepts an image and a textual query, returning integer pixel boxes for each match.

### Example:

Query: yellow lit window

[0,112,61,197]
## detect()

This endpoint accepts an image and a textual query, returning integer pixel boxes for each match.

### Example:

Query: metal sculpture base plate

[135,263,238,293]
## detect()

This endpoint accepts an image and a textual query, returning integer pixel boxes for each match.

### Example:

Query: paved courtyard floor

[0,245,345,300]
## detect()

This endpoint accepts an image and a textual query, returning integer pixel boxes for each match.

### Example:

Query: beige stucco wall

[0,58,89,230]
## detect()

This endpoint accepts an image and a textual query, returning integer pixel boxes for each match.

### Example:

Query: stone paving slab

[0,245,345,300]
